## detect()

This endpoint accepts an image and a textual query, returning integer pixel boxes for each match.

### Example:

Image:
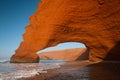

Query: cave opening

[37,42,89,61]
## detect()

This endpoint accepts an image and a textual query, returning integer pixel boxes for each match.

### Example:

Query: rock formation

[39,48,89,61]
[11,0,120,63]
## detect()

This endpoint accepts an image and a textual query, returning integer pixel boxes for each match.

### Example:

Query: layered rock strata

[39,48,89,61]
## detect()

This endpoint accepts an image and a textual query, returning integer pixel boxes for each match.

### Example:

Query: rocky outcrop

[39,56,53,60]
[39,48,89,61]
[11,0,120,63]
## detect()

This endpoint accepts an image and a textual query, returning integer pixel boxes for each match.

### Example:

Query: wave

[0,60,65,80]
[0,59,10,63]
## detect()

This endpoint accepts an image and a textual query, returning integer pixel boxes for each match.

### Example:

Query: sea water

[0,58,65,80]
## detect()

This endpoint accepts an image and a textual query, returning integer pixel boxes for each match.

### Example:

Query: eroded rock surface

[11,0,120,63]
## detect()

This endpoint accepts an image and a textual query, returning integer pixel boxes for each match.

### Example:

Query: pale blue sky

[0,0,85,58]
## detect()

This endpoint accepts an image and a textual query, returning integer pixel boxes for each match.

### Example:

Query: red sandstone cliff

[39,48,88,61]
[11,0,120,63]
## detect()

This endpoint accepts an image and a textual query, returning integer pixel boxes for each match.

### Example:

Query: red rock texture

[10,0,120,63]
[39,48,89,61]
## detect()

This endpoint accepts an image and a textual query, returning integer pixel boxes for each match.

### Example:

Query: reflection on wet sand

[24,61,120,80]
[88,61,120,80]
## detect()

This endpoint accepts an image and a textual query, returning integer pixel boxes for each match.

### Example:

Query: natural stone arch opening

[37,42,89,61]
[10,0,120,63]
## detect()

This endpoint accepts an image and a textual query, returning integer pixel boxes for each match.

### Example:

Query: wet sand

[20,60,120,80]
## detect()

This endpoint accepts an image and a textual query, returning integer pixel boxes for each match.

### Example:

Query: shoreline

[19,60,95,80]
[19,60,120,80]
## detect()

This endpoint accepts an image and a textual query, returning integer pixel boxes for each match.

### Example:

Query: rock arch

[10,0,120,63]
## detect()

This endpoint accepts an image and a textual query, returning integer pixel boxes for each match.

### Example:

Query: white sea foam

[0,60,64,80]
[0,59,9,63]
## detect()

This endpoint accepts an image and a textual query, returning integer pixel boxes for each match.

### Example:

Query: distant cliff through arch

[37,42,89,61]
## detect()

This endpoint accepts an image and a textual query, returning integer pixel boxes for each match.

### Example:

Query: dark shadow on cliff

[76,48,89,61]
[105,41,120,61]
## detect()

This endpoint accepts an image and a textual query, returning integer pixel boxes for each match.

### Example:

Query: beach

[21,60,120,80]
[0,60,65,80]
[1,60,120,80]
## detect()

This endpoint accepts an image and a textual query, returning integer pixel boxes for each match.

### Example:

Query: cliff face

[11,0,120,63]
[39,48,89,61]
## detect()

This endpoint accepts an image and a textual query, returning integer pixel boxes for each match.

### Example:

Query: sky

[0,0,85,58]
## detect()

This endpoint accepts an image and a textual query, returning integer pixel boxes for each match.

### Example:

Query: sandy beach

[19,60,120,80]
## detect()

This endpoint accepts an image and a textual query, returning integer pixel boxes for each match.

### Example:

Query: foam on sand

[0,60,64,80]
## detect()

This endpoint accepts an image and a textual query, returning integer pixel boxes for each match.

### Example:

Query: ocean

[0,58,65,80]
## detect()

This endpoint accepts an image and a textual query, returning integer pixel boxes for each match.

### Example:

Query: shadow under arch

[37,42,90,61]
[104,41,120,61]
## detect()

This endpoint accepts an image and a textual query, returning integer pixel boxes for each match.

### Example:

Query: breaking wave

[0,59,65,80]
